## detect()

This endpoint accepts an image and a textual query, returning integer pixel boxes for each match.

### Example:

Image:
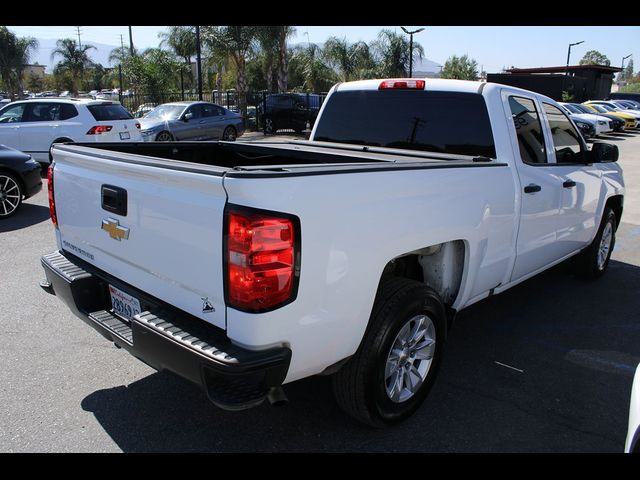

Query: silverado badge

[101,218,130,241]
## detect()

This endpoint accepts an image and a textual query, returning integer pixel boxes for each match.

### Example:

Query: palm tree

[256,26,279,92]
[291,43,338,92]
[373,29,423,78]
[201,26,259,119]
[276,26,296,92]
[321,36,373,82]
[51,39,95,95]
[158,26,197,89]
[0,27,38,98]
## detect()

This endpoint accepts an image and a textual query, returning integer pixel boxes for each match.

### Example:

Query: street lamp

[566,40,585,76]
[401,27,425,78]
[621,54,632,82]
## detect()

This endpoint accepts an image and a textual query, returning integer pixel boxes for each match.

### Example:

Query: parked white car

[0,98,142,166]
[559,102,613,136]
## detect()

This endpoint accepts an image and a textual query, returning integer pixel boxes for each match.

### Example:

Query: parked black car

[607,92,640,104]
[0,145,43,219]
[258,93,323,134]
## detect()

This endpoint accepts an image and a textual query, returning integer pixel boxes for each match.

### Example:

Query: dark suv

[259,93,323,134]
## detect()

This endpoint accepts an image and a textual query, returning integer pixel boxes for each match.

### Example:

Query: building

[486,64,622,102]
[23,64,46,80]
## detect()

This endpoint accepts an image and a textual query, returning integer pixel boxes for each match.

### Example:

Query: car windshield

[563,104,583,114]
[145,104,184,120]
[570,104,592,114]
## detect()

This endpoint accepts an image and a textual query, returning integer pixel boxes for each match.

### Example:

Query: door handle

[563,180,576,188]
[524,184,542,194]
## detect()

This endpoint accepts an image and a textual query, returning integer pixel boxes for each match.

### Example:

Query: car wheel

[331,277,447,427]
[155,131,174,142]
[0,172,23,219]
[222,126,237,141]
[574,207,616,279]
[263,116,275,134]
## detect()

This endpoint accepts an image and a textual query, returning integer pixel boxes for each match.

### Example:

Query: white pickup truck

[40,78,624,427]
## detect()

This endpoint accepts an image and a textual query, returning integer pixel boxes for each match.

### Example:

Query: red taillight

[47,164,57,227]
[379,79,425,90]
[226,207,299,312]
[86,125,113,135]
[135,122,140,129]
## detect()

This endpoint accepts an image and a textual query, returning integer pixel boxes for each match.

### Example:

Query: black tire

[263,116,275,134]
[574,206,617,279]
[222,126,237,141]
[0,172,23,219]
[155,131,174,142]
[331,277,447,427]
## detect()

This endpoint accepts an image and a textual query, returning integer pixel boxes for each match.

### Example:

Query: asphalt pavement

[1,131,639,452]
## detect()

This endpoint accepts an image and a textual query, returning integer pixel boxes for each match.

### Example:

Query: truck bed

[54,140,500,178]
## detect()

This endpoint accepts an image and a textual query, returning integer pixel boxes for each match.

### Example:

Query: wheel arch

[605,194,623,231]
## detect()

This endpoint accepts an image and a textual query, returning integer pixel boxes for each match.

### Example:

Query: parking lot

[1,131,639,452]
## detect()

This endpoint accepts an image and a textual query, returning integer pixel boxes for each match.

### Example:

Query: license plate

[119,131,130,140]
[109,284,141,321]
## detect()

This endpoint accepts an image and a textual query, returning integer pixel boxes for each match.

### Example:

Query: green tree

[51,39,96,95]
[579,50,611,66]
[620,58,634,83]
[290,43,338,92]
[372,29,423,78]
[440,54,479,80]
[159,26,197,89]
[276,26,296,92]
[201,26,259,118]
[0,26,38,97]
[321,36,373,82]
[121,48,180,101]
[255,26,280,92]
[25,72,43,92]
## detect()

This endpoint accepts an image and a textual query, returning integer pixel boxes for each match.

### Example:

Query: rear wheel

[574,207,616,279]
[331,277,447,427]
[222,126,237,141]
[155,131,173,142]
[263,116,275,134]
[0,172,23,219]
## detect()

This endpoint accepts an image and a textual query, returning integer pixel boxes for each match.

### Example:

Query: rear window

[87,103,133,121]
[313,90,496,158]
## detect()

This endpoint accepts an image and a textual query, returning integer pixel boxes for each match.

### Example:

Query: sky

[6,25,640,74]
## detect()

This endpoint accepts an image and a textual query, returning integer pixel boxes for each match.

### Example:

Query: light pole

[564,40,584,98]
[621,54,632,83]
[565,40,584,76]
[401,27,425,78]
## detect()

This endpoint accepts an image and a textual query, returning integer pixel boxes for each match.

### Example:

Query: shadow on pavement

[0,203,51,233]
[81,257,640,452]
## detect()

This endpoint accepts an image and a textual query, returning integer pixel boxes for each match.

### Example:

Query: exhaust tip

[266,387,288,407]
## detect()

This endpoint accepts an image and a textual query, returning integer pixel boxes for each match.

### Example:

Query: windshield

[571,104,592,114]
[563,104,582,114]
[145,104,185,120]
[313,90,496,158]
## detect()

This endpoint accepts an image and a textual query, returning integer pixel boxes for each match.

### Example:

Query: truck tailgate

[51,145,228,329]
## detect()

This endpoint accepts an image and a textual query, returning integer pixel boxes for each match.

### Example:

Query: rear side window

[60,104,78,120]
[87,103,133,121]
[313,90,496,158]
[543,103,584,164]
[508,96,547,164]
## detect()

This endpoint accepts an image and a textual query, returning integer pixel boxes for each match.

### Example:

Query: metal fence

[117,90,326,133]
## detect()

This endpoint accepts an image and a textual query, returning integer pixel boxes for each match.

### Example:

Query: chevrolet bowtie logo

[101,218,130,241]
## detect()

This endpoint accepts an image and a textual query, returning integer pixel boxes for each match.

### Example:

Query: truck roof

[334,78,486,94]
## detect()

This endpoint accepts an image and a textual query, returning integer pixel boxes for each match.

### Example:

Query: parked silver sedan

[139,101,244,142]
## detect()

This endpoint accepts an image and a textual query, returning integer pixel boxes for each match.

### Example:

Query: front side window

[508,96,547,164]
[543,103,584,164]
[0,104,26,123]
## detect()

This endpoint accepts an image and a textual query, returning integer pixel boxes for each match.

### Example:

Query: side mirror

[183,112,193,122]
[590,142,619,163]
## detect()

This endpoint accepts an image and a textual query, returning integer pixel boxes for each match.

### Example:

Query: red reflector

[135,122,140,129]
[379,79,425,90]
[86,125,113,134]
[226,208,298,312]
[47,164,57,227]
